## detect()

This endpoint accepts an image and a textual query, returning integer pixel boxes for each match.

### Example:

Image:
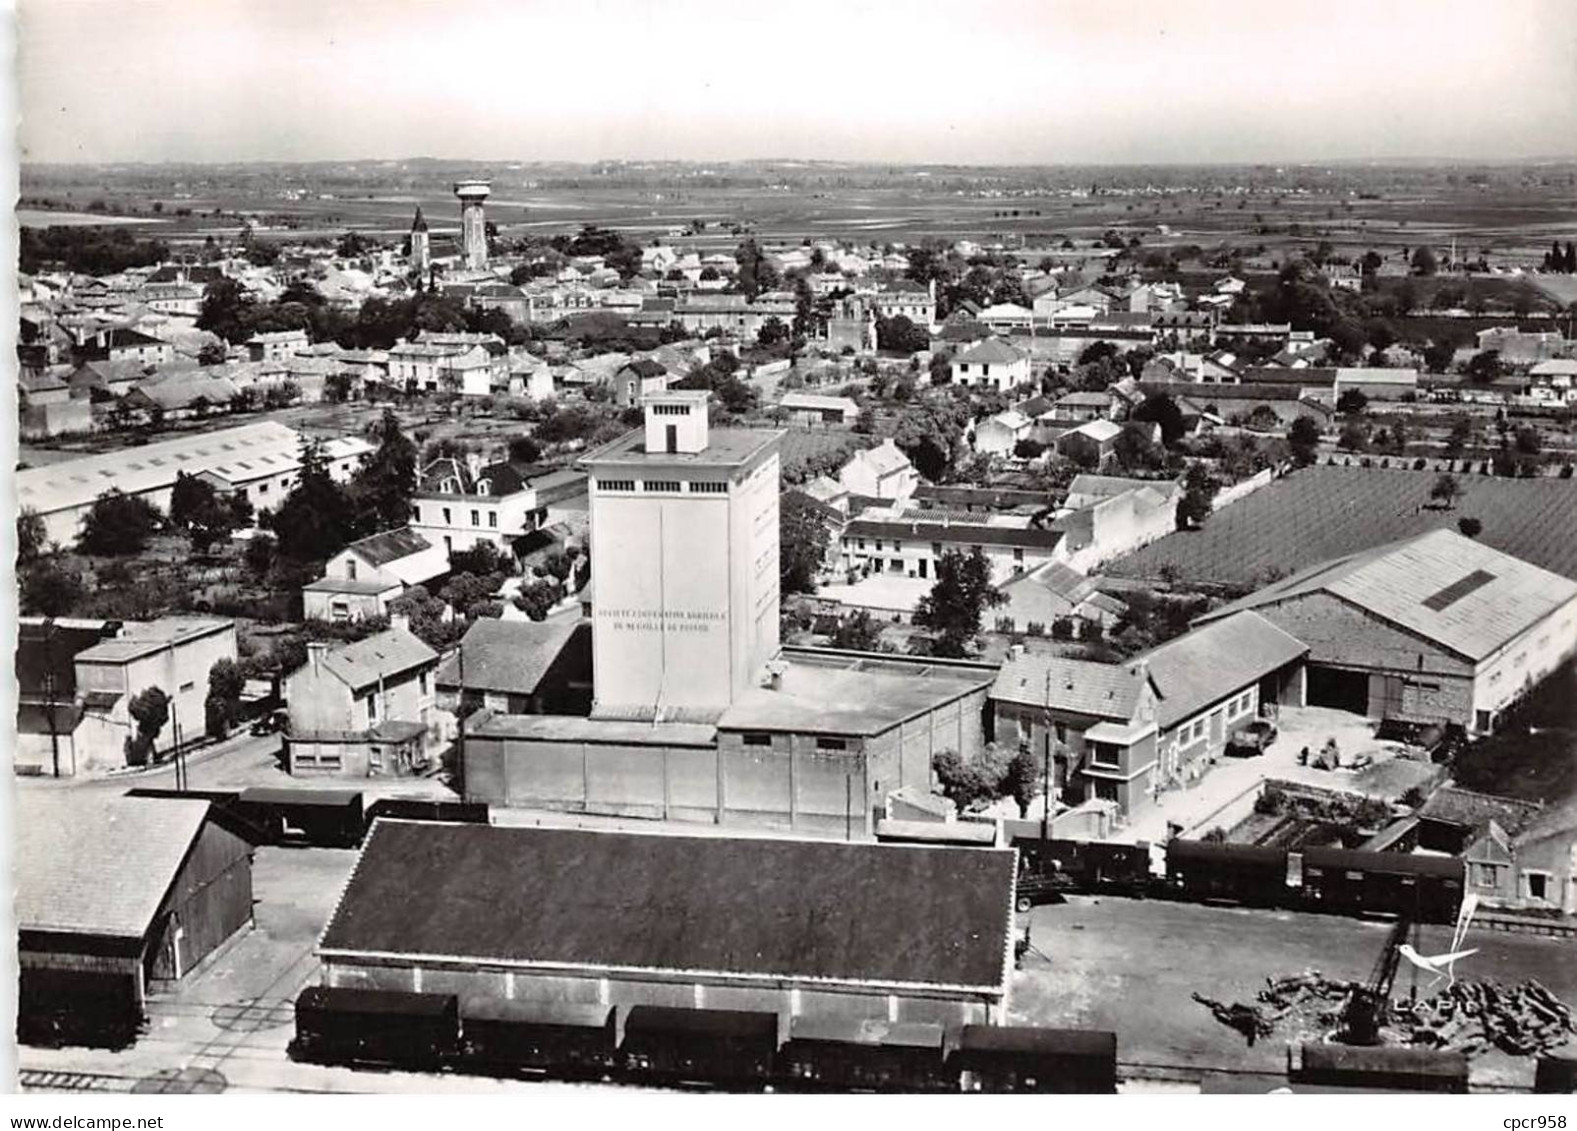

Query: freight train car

[293,986,459,1070]
[951,1026,1118,1094]
[1164,840,1292,906]
[620,1006,780,1088]
[1299,846,1464,924]
[1288,1042,1468,1094]
[458,998,617,1079]
[778,1016,951,1092]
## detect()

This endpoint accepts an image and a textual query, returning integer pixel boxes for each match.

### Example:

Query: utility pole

[43,619,61,779]
[1041,667,1053,841]
[845,768,853,843]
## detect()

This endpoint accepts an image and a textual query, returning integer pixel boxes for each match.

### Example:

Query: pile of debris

[1396,979,1575,1057]
[1194,971,1577,1058]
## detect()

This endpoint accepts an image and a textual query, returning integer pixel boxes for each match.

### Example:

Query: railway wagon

[778,1016,950,1092]
[1164,840,1291,906]
[951,1025,1118,1093]
[1012,835,1150,893]
[1288,1042,1468,1094]
[459,999,617,1078]
[17,964,142,1051]
[621,1006,779,1088]
[1298,847,1464,924]
[293,986,459,1070]
[1534,1050,1577,1094]
[239,788,366,849]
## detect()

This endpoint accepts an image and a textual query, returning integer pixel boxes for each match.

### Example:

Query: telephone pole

[1041,667,1053,841]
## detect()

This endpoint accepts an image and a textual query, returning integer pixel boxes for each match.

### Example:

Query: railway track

[18,1069,133,1093]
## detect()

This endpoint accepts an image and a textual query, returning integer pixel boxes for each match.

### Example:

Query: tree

[513,578,559,621]
[1430,472,1462,509]
[780,493,830,594]
[1336,389,1369,415]
[1423,340,1455,373]
[350,408,419,534]
[204,657,246,739]
[1410,246,1438,276]
[1003,747,1044,819]
[20,558,86,616]
[270,440,357,562]
[125,686,170,767]
[169,471,251,552]
[1466,350,1505,384]
[77,489,160,556]
[735,239,779,299]
[17,507,48,565]
[197,277,256,344]
[1176,462,1219,529]
[244,531,277,577]
[757,316,790,348]
[1337,421,1369,452]
[931,748,1011,812]
[508,435,542,465]
[1288,415,1322,466]
[1132,394,1187,446]
[875,315,930,354]
[1113,425,1163,472]
[1445,419,1472,458]
[198,341,229,366]
[1458,516,1483,538]
[831,609,883,651]
[912,548,1005,657]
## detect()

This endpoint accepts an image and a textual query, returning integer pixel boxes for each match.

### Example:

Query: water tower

[453,180,491,270]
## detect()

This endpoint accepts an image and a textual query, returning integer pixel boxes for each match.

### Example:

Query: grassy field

[1107,465,1577,587]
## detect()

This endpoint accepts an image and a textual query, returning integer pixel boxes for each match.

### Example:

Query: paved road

[1010,894,1577,1090]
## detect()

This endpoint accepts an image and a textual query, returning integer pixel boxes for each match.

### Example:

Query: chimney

[390,613,411,635]
[307,641,328,676]
[465,451,484,482]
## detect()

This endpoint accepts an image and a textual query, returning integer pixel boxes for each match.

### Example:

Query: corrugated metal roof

[16,792,209,938]
[1202,530,1577,662]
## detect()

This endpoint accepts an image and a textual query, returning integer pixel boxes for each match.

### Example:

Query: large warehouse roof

[15,420,369,518]
[320,822,1014,995]
[16,792,210,938]
[1198,529,1577,662]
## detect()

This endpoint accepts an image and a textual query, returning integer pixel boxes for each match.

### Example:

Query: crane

[1341,914,1413,1045]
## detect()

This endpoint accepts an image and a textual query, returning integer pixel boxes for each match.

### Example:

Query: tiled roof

[1421,786,1543,838]
[991,654,1145,721]
[320,627,437,692]
[16,792,209,938]
[345,527,433,567]
[957,338,1026,365]
[1141,611,1309,730]
[436,617,583,697]
[321,822,1014,992]
[845,517,1064,551]
[1199,529,1577,662]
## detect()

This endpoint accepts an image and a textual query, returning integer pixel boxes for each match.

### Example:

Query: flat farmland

[1107,465,1577,587]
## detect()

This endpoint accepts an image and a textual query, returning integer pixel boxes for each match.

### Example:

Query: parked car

[1225,719,1278,757]
[250,710,287,736]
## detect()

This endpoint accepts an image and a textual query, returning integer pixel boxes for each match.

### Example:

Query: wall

[148,820,253,982]
[302,588,392,623]
[410,488,540,555]
[1471,593,1577,727]
[324,957,994,1035]
[1255,593,1474,685]
[75,625,238,761]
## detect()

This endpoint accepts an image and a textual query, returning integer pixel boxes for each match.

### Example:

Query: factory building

[1195,529,1577,734]
[317,822,1015,1031]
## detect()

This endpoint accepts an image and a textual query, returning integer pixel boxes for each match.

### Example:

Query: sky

[15,0,1577,166]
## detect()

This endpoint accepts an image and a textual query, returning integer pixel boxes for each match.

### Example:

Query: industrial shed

[16,793,255,1046]
[1196,529,1577,733]
[317,822,1016,1031]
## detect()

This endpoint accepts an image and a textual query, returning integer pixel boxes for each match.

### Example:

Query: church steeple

[411,205,428,233]
[409,205,431,275]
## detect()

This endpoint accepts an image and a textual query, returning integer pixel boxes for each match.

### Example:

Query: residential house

[435,616,593,720]
[952,338,1032,393]
[283,620,440,777]
[1055,419,1124,466]
[19,372,92,438]
[614,358,671,408]
[302,528,448,623]
[973,409,1034,457]
[245,329,309,362]
[870,279,936,328]
[1055,477,1183,570]
[1047,389,1116,423]
[838,438,919,501]
[995,561,1128,636]
[838,514,1063,585]
[409,454,547,558]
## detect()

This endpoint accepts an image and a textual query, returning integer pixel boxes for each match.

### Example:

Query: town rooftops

[246,329,309,345]
[344,528,435,567]
[956,338,1026,365]
[1420,786,1544,838]
[319,821,1014,995]
[1054,391,1113,407]
[780,392,859,414]
[579,426,784,470]
[1141,611,1309,731]
[1196,529,1577,663]
[1063,419,1123,444]
[16,792,212,938]
[991,654,1146,722]
[843,438,913,478]
[319,627,437,693]
[436,617,584,698]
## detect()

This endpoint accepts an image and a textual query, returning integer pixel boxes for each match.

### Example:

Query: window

[367,694,378,721]
[858,539,867,550]
[419,672,429,694]
[893,541,902,552]
[1527,872,1550,902]
[258,483,269,494]
[599,479,636,492]
[1089,742,1120,769]
[816,737,847,751]
[442,507,452,524]
[652,403,690,416]
[179,681,194,693]
[1472,863,1501,887]
[932,542,943,556]
[742,733,772,747]
[346,559,358,581]
[1054,722,1067,744]
[471,509,481,527]
[691,481,728,494]
[643,480,682,492]
[476,480,490,496]
[489,512,498,528]
[412,506,421,522]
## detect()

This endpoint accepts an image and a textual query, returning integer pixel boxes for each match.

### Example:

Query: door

[666,424,678,454]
